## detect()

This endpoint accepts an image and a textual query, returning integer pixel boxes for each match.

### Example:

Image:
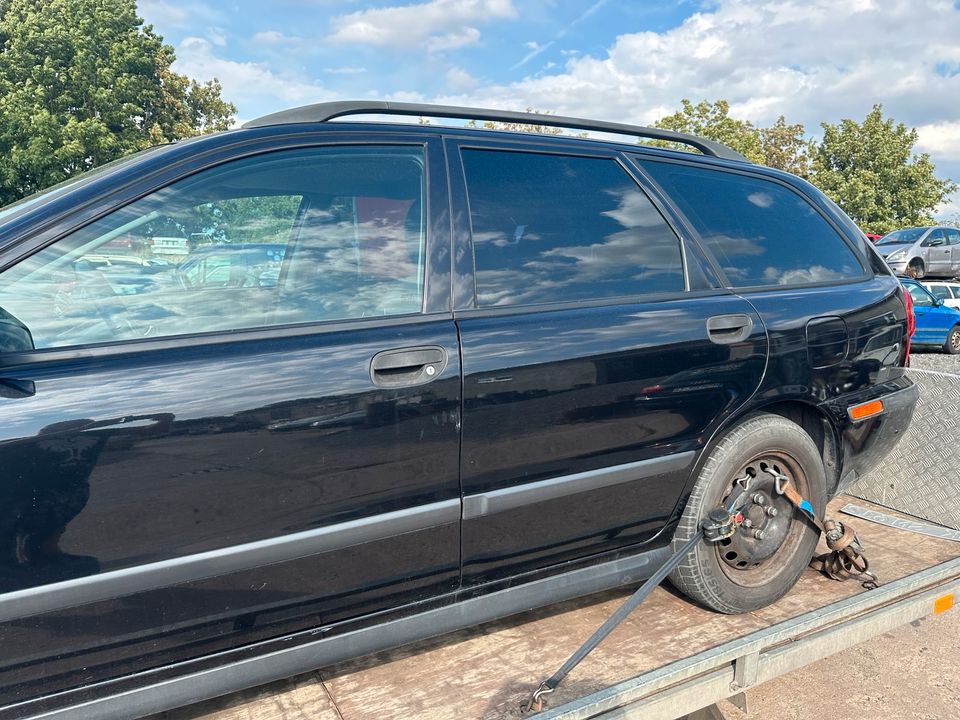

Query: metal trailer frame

[541,556,960,720]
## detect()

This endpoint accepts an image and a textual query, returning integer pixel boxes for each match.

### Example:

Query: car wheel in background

[944,326,960,354]
[907,259,925,279]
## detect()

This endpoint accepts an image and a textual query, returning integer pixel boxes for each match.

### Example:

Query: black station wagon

[0,102,916,719]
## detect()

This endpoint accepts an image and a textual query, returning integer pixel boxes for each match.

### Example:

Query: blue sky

[139,0,960,216]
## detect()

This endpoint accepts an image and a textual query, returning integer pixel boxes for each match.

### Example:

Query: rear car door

[0,136,461,710]
[947,228,960,274]
[447,140,768,585]
[923,228,951,274]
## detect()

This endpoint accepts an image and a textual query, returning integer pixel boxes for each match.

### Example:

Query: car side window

[460,149,684,307]
[922,229,947,246]
[0,146,426,351]
[637,160,864,287]
[930,285,951,300]
[906,283,936,307]
[946,229,960,246]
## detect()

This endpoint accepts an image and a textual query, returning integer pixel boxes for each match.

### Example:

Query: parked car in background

[0,100,917,719]
[876,226,960,278]
[921,280,960,309]
[901,278,960,352]
[864,232,882,242]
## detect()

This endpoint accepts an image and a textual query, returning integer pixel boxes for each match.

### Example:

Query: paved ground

[721,349,960,720]
[723,602,960,720]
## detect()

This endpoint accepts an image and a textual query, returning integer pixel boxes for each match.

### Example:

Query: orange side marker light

[933,593,954,614]
[848,399,884,422]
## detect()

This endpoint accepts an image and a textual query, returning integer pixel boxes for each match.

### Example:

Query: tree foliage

[652,99,764,164]
[759,116,812,179]
[0,0,236,206]
[810,105,956,234]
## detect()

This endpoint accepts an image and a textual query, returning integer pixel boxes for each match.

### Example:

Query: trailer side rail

[543,555,960,720]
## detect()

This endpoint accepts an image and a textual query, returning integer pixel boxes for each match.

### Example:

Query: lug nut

[742,518,753,528]
[753,529,766,541]
[766,506,778,517]
[752,494,766,506]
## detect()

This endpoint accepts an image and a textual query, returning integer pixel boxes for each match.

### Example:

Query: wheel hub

[718,461,796,570]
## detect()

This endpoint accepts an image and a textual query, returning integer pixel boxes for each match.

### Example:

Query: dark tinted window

[930,284,952,300]
[639,161,863,287]
[461,149,683,307]
[0,146,425,350]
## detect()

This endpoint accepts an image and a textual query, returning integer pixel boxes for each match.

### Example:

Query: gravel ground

[910,349,960,376]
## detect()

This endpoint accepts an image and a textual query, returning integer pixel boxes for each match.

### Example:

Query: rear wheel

[668,414,825,614]
[944,325,960,354]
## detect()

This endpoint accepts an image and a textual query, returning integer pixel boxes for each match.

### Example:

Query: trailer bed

[156,497,960,720]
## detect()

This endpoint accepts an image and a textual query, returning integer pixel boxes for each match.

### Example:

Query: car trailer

[145,496,959,720]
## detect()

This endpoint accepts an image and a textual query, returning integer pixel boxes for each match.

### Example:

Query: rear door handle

[370,346,447,388]
[707,314,754,345]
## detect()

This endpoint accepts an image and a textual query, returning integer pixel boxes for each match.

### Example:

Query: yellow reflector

[848,399,884,421]
[934,593,954,614]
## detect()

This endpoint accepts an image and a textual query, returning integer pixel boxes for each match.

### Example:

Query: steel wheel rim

[715,451,812,588]
[951,330,960,351]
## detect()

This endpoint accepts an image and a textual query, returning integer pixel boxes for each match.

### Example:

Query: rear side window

[947,229,960,245]
[638,161,863,287]
[461,149,684,307]
[930,284,952,300]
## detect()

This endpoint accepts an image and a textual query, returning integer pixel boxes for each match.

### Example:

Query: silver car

[876,226,960,278]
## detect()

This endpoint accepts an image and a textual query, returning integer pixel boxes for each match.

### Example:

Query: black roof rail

[242,100,750,163]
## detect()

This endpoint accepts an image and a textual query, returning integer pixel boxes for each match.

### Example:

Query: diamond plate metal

[850,368,960,530]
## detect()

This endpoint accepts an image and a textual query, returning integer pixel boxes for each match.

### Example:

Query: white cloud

[208,27,227,47]
[174,37,335,122]
[430,0,960,173]
[252,30,292,44]
[917,121,960,156]
[445,66,477,91]
[328,0,517,50]
[325,66,367,75]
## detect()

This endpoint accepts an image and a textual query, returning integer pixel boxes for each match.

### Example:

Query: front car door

[0,135,461,711]
[447,139,768,585]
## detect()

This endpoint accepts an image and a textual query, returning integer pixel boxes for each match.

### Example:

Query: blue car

[902,278,960,352]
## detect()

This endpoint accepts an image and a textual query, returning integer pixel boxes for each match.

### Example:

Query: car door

[922,228,951,274]
[947,228,960,275]
[905,282,951,342]
[446,140,767,585]
[0,137,461,706]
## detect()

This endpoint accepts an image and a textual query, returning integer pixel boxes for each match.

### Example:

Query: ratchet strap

[768,469,879,590]
[520,476,754,714]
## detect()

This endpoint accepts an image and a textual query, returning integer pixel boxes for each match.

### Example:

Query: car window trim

[0,312,454,370]
[0,134,440,274]
[448,140,693,310]
[626,154,872,289]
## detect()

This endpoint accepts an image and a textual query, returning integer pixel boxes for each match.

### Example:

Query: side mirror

[928,238,945,247]
[0,310,34,354]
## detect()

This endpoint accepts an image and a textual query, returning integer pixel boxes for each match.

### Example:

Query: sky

[138,0,960,217]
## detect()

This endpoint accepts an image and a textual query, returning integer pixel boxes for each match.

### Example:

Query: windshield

[876,227,928,245]
[0,146,165,224]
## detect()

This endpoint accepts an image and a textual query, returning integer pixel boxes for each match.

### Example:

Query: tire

[668,414,826,614]
[907,259,925,279]
[944,325,960,354]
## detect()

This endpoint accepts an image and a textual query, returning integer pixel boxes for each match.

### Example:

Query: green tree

[651,99,764,163]
[759,116,813,179]
[0,0,235,206]
[810,105,956,234]
[466,108,568,135]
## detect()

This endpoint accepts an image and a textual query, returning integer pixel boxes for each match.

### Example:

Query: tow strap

[765,467,879,590]
[520,469,877,714]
